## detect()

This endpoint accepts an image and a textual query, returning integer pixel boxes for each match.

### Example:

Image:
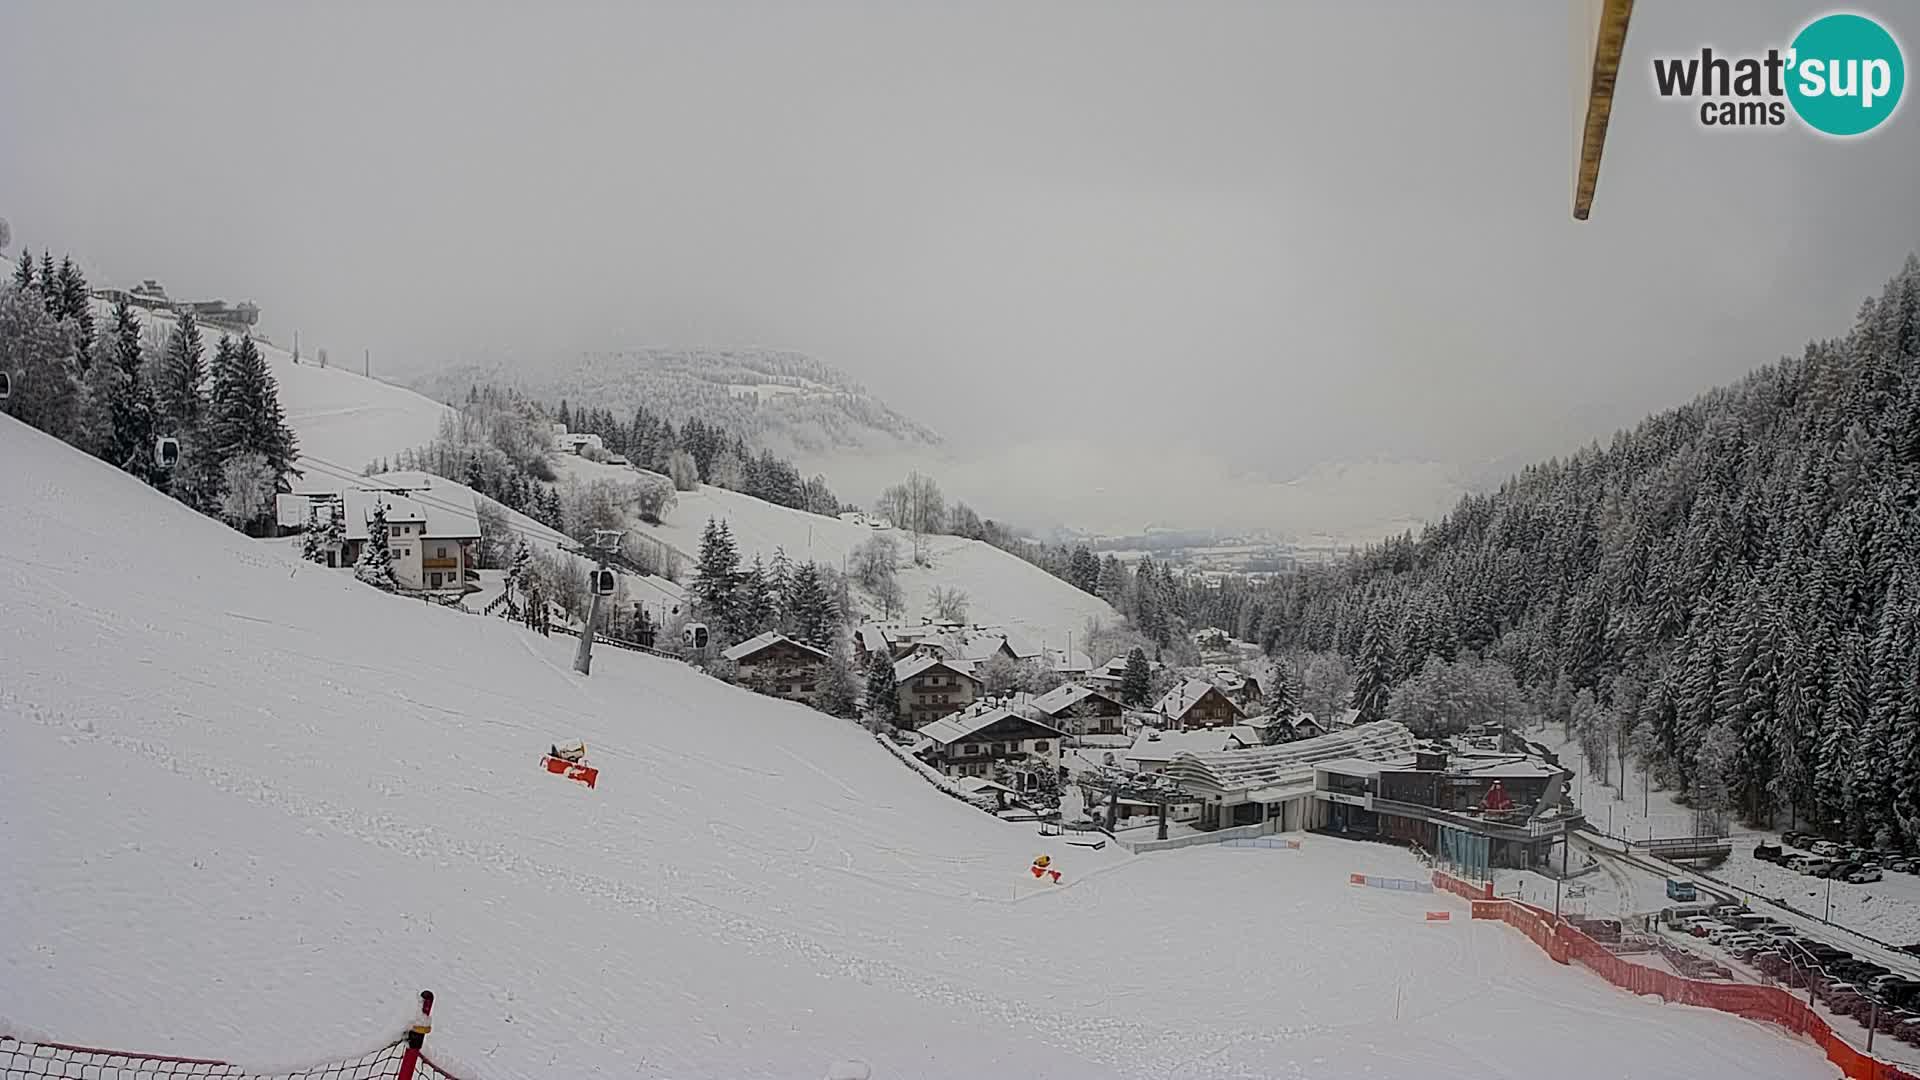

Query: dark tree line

[1250,257,1920,844]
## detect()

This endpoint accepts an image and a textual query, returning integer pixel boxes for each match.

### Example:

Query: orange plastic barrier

[1430,869,1494,901]
[1425,911,1451,922]
[1457,895,1920,1080]
[1349,873,1366,885]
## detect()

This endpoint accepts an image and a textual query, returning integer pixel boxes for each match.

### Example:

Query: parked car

[1802,858,1837,877]
[1814,840,1845,858]
[1781,831,1805,847]
[1754,842,1785,863]
[1881,981,1920,1008]
[1849,867,1885,884]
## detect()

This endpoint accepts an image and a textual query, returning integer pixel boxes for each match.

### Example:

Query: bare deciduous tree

[929,586,969,623]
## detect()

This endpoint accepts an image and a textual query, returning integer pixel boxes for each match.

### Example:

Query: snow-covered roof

[1049,649,1094,674]
[1126,726,1263,765]
[1029,683,1122,717]
[956,776,1019,796]
[999,631,1044,660]
[1313,756,1405,779]
[855,626,892,653]
[954,636,1016,663]
[275,492,341,529]
[1164,721,1418,799]
[1448,757,1564,781]
[721,631,829,664]
[919,707,1063,747]
[338,482,479,541]
[1156,678,1243,720]
[893,654,979,684]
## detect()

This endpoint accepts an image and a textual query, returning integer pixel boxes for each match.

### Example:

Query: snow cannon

[1030,854,1061,883]
[541,741,598,789]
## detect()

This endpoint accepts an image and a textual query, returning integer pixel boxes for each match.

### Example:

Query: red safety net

[2,1036,467,1080]
[1456,894,1920,1080]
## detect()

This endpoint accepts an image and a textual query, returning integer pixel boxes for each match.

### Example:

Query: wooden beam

[1573,0,1635,221]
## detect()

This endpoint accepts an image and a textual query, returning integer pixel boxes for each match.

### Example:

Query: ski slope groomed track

[0,415,1838,1079]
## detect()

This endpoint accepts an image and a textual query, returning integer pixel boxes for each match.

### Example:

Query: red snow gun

[541,741,598,789]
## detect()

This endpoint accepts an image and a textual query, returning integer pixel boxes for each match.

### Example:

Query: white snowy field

[0,415,1839,1080]
[556,454,1122,653]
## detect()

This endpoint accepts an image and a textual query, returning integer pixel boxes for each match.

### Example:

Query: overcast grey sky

[4,1,1917,536]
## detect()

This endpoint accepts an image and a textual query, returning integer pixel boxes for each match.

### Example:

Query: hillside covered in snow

[0,414,1841,1079]
[412,347,939,459]
[94,301,450,492]
[556,454,1120,652]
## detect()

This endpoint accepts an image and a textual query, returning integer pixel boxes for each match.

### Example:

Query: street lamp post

[1825,874,1835,923]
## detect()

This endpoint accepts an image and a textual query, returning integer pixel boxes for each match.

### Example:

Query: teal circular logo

[1787,13,1905,136]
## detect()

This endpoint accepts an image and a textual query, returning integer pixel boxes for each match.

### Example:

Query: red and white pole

[396,990,435,1080]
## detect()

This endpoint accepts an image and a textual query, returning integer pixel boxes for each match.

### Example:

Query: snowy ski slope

[556,454,1121,653]
[0,416,1838,1079]
[103,302,451,488]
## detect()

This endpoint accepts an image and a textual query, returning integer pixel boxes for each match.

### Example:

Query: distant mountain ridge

[411,348,941,456]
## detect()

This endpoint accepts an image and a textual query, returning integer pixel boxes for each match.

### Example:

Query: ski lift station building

[1161,721,1582,865]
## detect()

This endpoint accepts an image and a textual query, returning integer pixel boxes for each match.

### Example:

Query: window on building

[436,546,448,558]
[1034,741,1050,752]
[390,525,401,537]
[966,745,981,755]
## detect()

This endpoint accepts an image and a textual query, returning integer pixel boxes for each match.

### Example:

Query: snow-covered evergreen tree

[731,555,772,639]
[866,650,899,726]
[786,562,835,650]
[1351,610,1395,724]
[0,282,81,442]
[302,507,324,562]
[154,310,207,435]
[691,518,740,629]
[1119,647,1152,706]
[355,502,398,589]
